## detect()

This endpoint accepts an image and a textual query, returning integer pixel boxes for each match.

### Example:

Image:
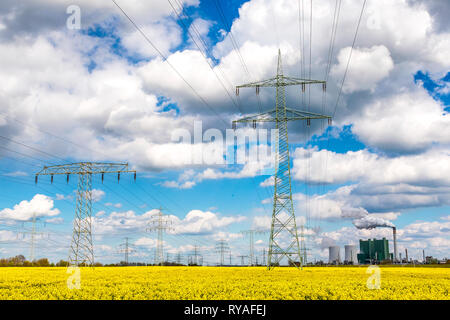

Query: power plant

[352,217,399,263]
[357,238,392,264]
[393,227,398,262]
[329,237,398,265]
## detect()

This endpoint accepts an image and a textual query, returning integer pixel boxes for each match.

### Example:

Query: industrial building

[357,238,393,264]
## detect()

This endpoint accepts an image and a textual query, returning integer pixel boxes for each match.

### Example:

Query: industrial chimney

[392,227,398,263]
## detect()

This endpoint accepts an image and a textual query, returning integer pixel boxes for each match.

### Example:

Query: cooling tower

[328,246,340,264]
[344,245,358,264]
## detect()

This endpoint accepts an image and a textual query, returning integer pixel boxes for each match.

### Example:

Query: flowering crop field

[0,266,448,300]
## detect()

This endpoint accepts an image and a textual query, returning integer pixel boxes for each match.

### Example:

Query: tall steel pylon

[118,237,135,265]
[17,213,48,262]
[36,162,136,267]
[215,239,229,266]
[193,245,200,265]
[238,255,247,266]
[233,50,331,269]
[147,207,173,266]
[241,229,267,266]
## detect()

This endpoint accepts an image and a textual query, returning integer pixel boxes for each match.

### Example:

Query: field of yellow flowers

[0,266,448,300]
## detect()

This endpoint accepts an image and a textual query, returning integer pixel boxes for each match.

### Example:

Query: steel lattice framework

[215,239,229,266]
[233,50,331,270]
[147,207,173,266]
[241,229,267,266]
[36,162,136,267]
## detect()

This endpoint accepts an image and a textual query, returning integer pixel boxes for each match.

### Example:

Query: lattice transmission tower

[118,237,135,265]
[241,229,267,266]
[36,162,136,266]
[233,50,331,270]
[215,239,229,266]
[192,245,201,265]
[146,207,173,266]
[17,213,49,262]
[238,255,247,266]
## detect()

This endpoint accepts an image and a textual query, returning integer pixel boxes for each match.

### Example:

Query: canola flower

[0,266,448,300]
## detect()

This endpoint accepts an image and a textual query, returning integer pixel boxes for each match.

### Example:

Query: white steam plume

[353,215,395,229]
[341,207,395,229]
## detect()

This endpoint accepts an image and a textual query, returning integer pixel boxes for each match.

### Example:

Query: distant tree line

[0,255,52,267]
[0,256,186,267]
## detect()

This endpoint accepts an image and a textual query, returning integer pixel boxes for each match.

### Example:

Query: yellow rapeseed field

[0,266,448,300]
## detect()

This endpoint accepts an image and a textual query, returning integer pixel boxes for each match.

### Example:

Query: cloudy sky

[0,0,449,264]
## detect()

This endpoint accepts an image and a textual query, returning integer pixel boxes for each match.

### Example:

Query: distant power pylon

[36,162,136,267]
[17,212,48,262]
[241,229,267,266]
[238,255,247,266]
[192,245,201,265]
[215,239,229,266]
[147,207,173,266]
[118,237,135,265]
[233,50,331,269]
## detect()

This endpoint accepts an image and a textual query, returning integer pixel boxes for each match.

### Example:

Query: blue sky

[0,0,449,264]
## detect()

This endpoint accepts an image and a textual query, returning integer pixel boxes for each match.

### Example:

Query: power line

[167,0,243,114]
[333,0,367,117]
[212,0,263,114]
[0,135,67,164]
[110,0,228,126]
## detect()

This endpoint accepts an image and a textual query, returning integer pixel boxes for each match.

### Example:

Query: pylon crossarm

[233,108,331,125]
[237,76,325,88]
[236,77,278,88]
[284,108,332,120]
[36,162,135,175]
[281,76,325,86]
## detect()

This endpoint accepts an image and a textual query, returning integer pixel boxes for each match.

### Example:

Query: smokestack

[393,227,398,263]
[423,250,425,263]
[405,248,408,263]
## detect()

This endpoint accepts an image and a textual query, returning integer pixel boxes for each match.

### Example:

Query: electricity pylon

[118,237,135,265]
[241,229,267,266]
[17,213,48,262]
[238,255,247,266]
[215,239,229,266]
[193,245,200,265]
[147,207,173,266]
[36,162,136,267]
[233,50,331,270]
